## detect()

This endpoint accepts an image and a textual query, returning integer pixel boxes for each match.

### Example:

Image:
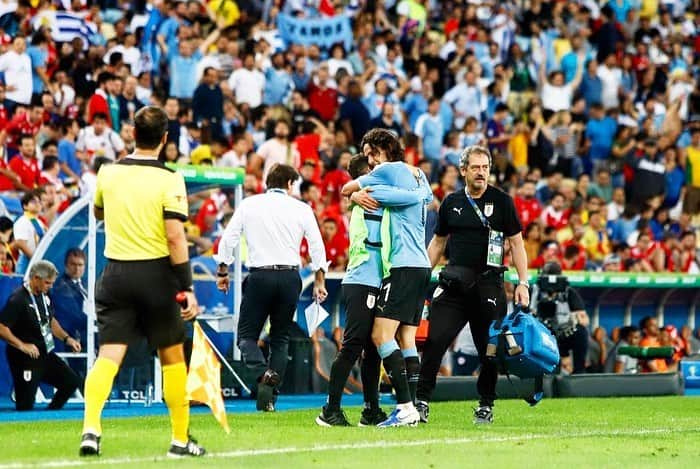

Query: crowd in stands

[0,1,699,352]
[584,317,699,374]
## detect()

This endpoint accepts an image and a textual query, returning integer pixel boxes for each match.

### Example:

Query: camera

[532,265,577,338]
[536,274,569,294]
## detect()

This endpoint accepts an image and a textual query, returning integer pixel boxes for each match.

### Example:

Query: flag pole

[196,320,252,396]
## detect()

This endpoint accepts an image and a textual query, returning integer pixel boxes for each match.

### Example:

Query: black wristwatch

[217,263,229,277]
[63,336,71,344]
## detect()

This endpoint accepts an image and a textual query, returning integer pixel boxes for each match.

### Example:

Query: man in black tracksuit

[417,146,531,425]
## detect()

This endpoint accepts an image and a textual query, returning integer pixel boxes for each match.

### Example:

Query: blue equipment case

[487,310,560,379]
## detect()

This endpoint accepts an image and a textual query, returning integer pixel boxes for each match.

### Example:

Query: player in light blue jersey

[342,128,433,427]
[317,154,428,427]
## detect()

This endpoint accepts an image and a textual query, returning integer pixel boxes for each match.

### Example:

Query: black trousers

[237,269,302,386]
[327,284,381,405]
[558,326,589,374]
[417,276,506,406]
[7,350,82,411]
[338,285,379,362]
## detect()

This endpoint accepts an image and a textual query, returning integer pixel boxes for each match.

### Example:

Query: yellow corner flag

[186,322,230,433]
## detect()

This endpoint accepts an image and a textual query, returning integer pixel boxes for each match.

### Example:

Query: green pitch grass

[0,397,698,468]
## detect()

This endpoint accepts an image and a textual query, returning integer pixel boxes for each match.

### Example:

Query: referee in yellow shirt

[79,106,205,458]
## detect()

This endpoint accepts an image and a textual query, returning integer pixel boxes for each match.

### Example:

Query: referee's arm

[508,232,530,307]
[165,218,198,319]
[163,175,199,319]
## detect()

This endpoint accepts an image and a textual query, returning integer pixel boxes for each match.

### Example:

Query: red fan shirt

[0,159,17,191]
[541,206,570,230]
[514,196,543,230]
[322,168,351,206]
[86,89,112,126]
[3,113,42,149]
[8,155,40,189]
[324,233,349,268]
[308,83,338,122]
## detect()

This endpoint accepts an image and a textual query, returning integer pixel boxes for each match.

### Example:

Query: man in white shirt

[606,187,625,222]
[0,36,33,107]
[214,164,328,412]
[52,70,77,115]
[597,53,623,110]
[539,51,585,112]
[76,113,127,163]
[227,53,265,110]
[105,33,141,75]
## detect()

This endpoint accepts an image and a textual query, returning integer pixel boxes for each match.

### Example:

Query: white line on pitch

[0,427,692,468]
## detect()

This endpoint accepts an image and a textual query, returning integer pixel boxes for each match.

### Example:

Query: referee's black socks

[402,348,420,404]
[378,340,411,404]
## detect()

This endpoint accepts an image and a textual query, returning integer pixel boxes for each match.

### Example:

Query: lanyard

[24,284,48,326]
[465,189,490,229]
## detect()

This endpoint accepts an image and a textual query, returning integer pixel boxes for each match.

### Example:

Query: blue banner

[276,13,353,53]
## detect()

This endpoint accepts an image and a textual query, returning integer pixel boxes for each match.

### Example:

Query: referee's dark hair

[266,163,299,189]
[360,128,403,162]
[348,153,369,179]
[134,106,168,150]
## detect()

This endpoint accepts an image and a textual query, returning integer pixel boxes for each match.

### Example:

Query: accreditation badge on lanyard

[465,191,504,268]
[26,286,54,354]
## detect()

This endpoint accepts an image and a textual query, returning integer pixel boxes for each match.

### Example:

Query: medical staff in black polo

[416,146,530,425]
[0,260,82,411]
[215,163,328,412]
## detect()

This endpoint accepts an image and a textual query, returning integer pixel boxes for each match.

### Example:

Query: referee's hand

[180,291,200,321]
[515,284,530,308]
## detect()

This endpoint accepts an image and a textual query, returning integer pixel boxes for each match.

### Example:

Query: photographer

[531,261,589,374]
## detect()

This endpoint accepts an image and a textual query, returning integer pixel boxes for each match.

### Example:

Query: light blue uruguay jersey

[343,184,428,289]
[358,162,433,269]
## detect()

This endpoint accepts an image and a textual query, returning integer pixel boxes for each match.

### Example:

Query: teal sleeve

[371,185,424,207]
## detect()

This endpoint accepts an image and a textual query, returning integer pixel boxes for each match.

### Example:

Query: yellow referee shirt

[94,158,188,261]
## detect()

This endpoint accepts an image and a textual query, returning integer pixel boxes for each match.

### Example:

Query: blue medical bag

[487,309,560,379]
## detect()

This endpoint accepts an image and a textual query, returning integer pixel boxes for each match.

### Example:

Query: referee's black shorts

[376,267,431,326]
[95,257,186,349]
